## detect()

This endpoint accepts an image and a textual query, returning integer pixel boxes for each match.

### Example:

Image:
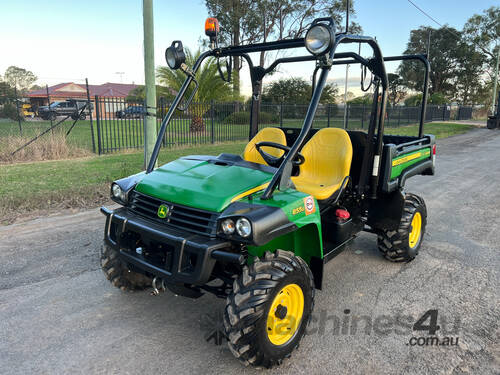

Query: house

[27,82,140,116]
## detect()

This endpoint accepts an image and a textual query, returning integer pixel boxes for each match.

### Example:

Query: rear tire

[100,243,152,291]
[377,193,427,262]
[224,250,314,368]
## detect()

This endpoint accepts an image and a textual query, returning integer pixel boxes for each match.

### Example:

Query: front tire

[100,243,152,291]
[377,193,427,262]
[224,250,315,368]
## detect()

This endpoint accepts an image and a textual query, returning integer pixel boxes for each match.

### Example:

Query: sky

[0,0,495,97]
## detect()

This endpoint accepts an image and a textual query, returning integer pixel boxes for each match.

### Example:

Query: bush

[0,103,21,121]
[223,111,279,125]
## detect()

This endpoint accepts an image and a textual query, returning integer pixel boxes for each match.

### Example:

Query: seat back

[297,128,353,188]
[243,127,287,165]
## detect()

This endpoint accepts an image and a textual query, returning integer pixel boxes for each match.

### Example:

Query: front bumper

[101,206,238,285]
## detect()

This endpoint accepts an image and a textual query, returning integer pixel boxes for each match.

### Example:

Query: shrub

[224,111,279,125]
[0,131,90,163]
[0,103,21,121]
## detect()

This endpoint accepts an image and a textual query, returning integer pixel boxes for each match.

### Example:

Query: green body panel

[243,189,323,263]
[135,158,274,212]
[390,147,431,179]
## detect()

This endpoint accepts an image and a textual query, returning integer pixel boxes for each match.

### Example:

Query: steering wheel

[255,141,305,168]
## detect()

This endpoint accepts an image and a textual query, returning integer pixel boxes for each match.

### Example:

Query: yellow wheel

[224,250,314,368]
[409,212,422,248]
[266,283,304,346]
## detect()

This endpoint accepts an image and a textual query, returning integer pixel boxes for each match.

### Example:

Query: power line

[406,0,462,40]
[406,0,493,57]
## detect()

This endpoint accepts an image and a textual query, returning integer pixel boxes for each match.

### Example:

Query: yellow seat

[243,127,287,165]
[291,128,353,201]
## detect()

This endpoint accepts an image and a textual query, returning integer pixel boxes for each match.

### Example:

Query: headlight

[111,183,126,203]
[221,218,235,235]
[305,24,333,55]
[165,40,186,70]
[236,218,252,238]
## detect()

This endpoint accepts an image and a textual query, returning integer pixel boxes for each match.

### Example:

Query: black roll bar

[330,54,430,138]
[147,21,428,201]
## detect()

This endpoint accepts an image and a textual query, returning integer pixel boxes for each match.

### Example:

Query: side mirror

[165,41,186,70]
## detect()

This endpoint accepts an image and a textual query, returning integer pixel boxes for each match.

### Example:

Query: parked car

[115,105,146,119]
[38,99,91,121]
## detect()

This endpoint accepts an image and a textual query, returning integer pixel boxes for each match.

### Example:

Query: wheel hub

[266,283,304,346]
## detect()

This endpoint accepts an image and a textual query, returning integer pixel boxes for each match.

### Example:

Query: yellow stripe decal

[230,183,269,203]
[392,149,430,167]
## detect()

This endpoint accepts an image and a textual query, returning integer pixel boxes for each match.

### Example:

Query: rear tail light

[432,144,436,155]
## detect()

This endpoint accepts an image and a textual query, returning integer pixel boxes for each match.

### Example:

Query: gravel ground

[0,128,499,374]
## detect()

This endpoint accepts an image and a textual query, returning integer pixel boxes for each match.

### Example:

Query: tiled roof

[27,82,140,98]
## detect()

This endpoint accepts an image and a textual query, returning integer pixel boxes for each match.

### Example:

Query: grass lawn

[0,122,476,224]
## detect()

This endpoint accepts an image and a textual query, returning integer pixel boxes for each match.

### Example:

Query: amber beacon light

[205,17,219,40]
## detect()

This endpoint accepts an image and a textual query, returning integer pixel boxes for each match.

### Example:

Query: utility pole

[142,0,157,169]
[491,47,500,115]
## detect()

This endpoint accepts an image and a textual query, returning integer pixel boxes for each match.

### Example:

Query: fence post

[327,104,331,127]
[94,95,102,155]
[442,105,446,121]
[345,103,349,129]
[46,84,53,131]
[361,103,365,129]
[14,86,22,136]
[397,106,401,127]
[85,78,96,153]
[280,103,283,128]
[210,100,215,144]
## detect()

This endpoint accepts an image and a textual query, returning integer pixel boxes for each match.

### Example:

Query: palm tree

[157,48,233,132]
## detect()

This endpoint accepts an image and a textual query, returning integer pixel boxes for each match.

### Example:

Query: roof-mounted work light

[165,40,186,70]
[305,19,335,55]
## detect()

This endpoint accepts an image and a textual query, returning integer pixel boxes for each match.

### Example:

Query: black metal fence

[90,96,475,154]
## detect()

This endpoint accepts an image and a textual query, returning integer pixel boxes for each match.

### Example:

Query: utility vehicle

[38,99,89,121]
[100,16,435,368]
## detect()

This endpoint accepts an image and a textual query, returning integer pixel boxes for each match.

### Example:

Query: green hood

[135,157,274,212]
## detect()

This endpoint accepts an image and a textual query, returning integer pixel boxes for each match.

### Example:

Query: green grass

[384,122,476,138]
[0,142,246,224]
[0,121,476,224]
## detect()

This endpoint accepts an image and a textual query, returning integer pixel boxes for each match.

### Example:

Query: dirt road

[1,129,499,374]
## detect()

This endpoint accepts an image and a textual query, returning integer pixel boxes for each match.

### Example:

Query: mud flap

[366,189,405,231]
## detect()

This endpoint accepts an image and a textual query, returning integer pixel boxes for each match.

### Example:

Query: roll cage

[148,17,430,201]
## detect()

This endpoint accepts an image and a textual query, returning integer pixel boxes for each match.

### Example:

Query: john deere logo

[157,204,169,219]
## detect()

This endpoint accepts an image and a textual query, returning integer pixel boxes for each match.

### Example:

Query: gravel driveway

[0,129,499,374]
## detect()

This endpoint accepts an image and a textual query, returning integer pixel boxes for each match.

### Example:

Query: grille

[129,191,219,237]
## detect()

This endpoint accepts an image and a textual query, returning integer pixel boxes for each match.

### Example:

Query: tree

[157,48,232,103]
[387,73,407,106]
[3,66,37,93]
[348,93,372,105]
[157,48,232,131]
[454,40,487,104]
[463,6,499,108]
[0,81,15,105]
[205,0,360,96]
[398,26,462,97]
[404,92,447,107]
[125,85,176,103]
[262,77,337,104]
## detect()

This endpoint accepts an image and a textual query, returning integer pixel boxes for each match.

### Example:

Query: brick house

[27,82,139,116]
